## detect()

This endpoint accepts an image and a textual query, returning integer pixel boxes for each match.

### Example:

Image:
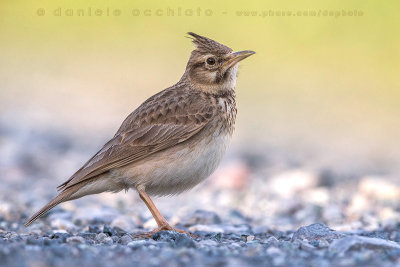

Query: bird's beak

[222,50,256,71]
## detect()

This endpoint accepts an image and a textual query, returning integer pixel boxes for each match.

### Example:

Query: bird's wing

[58,88,215,191]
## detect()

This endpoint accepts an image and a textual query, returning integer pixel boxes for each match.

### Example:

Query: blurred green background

[1,0,399,176]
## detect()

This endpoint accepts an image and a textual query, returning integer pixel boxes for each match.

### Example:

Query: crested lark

[25,32,255,236]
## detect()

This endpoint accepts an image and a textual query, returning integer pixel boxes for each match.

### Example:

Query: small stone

[210,232,223,241]
[7,232,21,242]
[26,236,44,246]
[292,223,345,243]
[317,239,330,248]
[265,236,280,247]
[66,236,86,244]
[152,231,196,248]
[113,226,127,236]
[88,225,101,234]
[330,235,400,254]
[127,240,147,249]
[79,233,97,240]
[102,237,113,245]
[43,237,56,246]
[103,225,117,236]
[96,233,108,243]
[120,234,133,245]
[294,239,317,251]
[246,235,255,242]
[50,232,72,243]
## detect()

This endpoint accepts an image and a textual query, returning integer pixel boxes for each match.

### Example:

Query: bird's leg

[133,185,193,238]
[137,185,168,228]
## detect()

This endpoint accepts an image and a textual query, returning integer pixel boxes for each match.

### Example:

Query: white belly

[110,131,232,196]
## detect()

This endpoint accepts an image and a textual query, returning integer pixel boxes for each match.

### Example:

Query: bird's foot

[132,224,195,239]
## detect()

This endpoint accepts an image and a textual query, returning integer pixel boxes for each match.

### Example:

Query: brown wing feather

[58,86,215,191]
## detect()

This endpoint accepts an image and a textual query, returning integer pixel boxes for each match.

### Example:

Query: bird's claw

[132,224,197,239]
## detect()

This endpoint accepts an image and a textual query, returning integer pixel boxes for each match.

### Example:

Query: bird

[25,32,255,236]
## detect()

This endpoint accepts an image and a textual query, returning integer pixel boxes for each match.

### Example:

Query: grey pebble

[94,233,113,245]
[152,231,196,248]
[103,225,118,236]
[292,223,345,243]
[95,233,108,243]
[119,234,133,245]
[26,236,44,246]
[50,232,72,243]
[78,233,97,240]
[102,237,114,245]
[66,236,86,244]
[127,240,148,248]
[7,232,22,242]
[330,235,400,254]
[88,225,101,234]
[264,236,280,247]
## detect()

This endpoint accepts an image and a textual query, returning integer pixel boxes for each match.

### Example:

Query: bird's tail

[24,185,78,227]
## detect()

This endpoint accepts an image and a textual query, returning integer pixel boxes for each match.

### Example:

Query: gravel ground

[2,217,400,267]
[1,122,400,266]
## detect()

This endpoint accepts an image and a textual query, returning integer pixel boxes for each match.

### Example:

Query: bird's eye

[206,57,216,65]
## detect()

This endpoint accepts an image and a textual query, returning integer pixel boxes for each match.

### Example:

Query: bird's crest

[187,32,232,54]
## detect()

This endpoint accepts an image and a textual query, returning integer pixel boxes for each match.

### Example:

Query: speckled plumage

[26,33,254,230]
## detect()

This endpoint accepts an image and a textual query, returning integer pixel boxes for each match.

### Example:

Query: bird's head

[183,32,255,93]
